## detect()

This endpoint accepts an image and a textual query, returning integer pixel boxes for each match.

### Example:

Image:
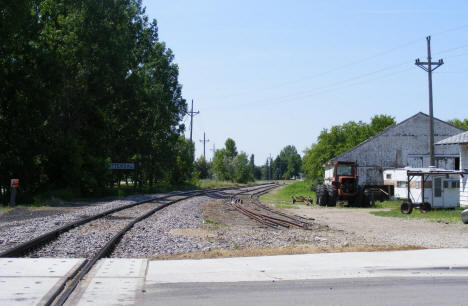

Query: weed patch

[260,181,315,207]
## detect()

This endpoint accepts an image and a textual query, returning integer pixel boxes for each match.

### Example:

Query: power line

[206,41,468,110]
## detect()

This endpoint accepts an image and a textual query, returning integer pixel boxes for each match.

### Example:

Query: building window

[386,174,392,179]
[444,181,448,188]
[397,181,407,188]
[452,181,460,188]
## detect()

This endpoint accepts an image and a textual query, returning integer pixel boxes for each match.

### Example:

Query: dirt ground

[284,205,468,249]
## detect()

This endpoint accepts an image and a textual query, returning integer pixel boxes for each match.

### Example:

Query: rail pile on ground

[230,191,314,230]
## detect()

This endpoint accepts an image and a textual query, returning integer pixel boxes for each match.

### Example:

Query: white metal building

[436,131,468,207]
[328,112,464,187]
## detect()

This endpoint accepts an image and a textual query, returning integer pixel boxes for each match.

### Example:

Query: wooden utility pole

[188,99,199,157]
[415,36,444,167]
[199,132,210,159]
[210,143,216,161]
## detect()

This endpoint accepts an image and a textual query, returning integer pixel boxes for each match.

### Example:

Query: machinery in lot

[315,161,389,207]
[383,167,464,214]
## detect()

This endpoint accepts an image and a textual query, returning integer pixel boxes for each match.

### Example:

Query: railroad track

[230,189,315,229]
[0,183,278,305]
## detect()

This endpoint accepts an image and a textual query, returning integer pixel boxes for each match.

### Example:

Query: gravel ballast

[110,193,347,258]
[0,193,172,253]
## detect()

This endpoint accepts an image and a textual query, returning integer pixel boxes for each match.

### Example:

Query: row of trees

[1,0,191,202]
[193,139,302,183]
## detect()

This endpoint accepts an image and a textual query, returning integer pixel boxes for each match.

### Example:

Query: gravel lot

[287,206,468,248]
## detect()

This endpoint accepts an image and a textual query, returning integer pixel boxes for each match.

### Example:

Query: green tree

[448,119,468,131]
[0,0,190,202]
[194,156,210,179]
[248,154,255,179]
[212,138,253,183]
[212,149,229,180]
[279,145,302,179]
[224,138,238,158]
[302,114,396,180]
[232,153,252,183]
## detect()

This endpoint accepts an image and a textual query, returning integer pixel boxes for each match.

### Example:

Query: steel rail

[0,183,273,258]
[229,184,283,228]
[231,186,315,229]
[0,190,200,257]
[250,195,315,224]
[48,192,198,306]
[49,183,278,306]
[233,201,280,228]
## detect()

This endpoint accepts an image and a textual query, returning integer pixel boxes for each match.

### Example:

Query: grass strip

[372,207,465,224]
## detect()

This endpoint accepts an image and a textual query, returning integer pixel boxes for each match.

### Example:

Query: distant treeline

[1,1,191,202]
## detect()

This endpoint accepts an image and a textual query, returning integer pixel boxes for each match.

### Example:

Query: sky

[143,0,468,163]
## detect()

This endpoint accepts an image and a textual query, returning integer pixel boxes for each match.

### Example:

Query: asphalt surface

[142,277,468,306]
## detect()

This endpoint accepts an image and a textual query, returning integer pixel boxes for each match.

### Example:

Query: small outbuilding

[436,131,468,207]
[383,167,462,209]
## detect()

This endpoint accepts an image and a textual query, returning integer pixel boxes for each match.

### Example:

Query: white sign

[110,163,135,170]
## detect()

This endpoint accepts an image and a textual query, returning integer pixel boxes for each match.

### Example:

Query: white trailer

[383,167,463,214]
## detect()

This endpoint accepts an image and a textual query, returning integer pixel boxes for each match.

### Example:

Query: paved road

[142,277,468,306]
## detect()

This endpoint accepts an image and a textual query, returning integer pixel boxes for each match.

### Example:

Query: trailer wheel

[419,202,432,214]
[401,201,413,214]
[462,209,468,224]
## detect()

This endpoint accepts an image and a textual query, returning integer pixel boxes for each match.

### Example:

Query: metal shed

[436,131,468,207]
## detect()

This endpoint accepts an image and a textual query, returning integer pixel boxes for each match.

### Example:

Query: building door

[443,180,459,208]
[432,177,443,207]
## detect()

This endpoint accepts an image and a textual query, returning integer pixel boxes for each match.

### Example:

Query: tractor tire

[461,209,468,224]
[315,185,321,205]
[401,201,413,214]
[327,185,337,206]
[420,202,432,214]
[319,186,328,206]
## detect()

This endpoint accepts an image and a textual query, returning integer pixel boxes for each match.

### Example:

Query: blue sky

[143,0,468,163]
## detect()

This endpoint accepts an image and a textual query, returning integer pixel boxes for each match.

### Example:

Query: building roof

[436,131,468,145]
[328,112,464,163]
